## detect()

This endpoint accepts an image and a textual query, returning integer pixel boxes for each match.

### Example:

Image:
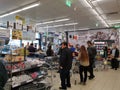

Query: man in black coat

[27,43,36,57]
[0,60,8,90]
[59,42,72,90]
[87,41,96,80]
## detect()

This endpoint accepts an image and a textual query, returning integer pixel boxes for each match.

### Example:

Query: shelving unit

[2,46,51,90]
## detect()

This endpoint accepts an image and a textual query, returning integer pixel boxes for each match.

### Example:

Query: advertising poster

[68,28,119,46]
[12,30,22,40]
[68,30,89,46]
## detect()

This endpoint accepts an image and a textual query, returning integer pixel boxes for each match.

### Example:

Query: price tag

[26,79,33,83]
[12,83,20,88]
[12,69,20,73]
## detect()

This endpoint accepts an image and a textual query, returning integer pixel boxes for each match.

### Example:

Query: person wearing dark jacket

[46,45,54,56]
[0,61,8,90]
[59,42,72,90]
[110,44,119,70]
[87,41,96,80]
[27,43,36,57]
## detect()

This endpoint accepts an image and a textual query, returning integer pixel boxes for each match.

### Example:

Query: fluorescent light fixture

[53,24,64,27]
[36,18,70,25]
[0,3,40,18]
[54,18,70,22]
[42,22,78,28]
[108,20,120,25]
[42,21,54,24]
[78,28,90,30]
[91,0,103,2]
[80,0,92,8]
[67,22,77,25]
[81,0,109,27]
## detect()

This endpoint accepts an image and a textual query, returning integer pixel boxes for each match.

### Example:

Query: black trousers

[111,58,119,69]
[79,65,88,82]
[88,59,94,78]
[60,69,71,89]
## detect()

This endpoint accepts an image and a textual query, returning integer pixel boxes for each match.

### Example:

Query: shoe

[83,82,86,85]
[67,85,71,88]
[78,82,83,85]
[89,76,95,80]
[59,87,67,90]
[115,68,117,70]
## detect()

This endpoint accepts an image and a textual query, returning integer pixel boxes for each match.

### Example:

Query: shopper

[46,45,54,56]
[25,42,29,49]
[0,60,8,90]
[87,41,96,80]
[91,42,97,68]
[110,44,119,70]
[27,43,36,57]
[59,42,72,90]
[77,45,89,85]
[54,45,60,55]
[103,46,108,59]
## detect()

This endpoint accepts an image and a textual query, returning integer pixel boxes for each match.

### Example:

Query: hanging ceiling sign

[15,15,25,24]
[65,0,72,7]
[12,30,22,40]
[0,29,10,39]
[22,31,35,40]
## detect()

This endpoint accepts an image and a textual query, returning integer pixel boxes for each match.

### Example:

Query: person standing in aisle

[0,60,8,90]
[25,42,29,49]
[59,42,72,90]
[103,46,108,59]
[46,45,54,56]
[110,44,119,70]
[77,45,89,85]
[87,41,96,80]
[27,43,36,57]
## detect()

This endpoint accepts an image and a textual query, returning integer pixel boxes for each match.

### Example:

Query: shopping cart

[95,58,109,71]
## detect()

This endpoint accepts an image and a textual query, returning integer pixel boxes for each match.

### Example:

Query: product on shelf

[12,75,32,86]
[4,55,24,62]
[14,47,29,56]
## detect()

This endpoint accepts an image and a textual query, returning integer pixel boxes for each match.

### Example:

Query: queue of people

[58,41,119,90]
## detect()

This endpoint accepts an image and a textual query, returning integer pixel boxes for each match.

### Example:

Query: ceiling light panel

[0,2,40,18]
[41,22,78,28]
[36,18,70,25]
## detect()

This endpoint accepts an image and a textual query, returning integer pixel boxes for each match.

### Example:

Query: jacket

[59,47,72,70]
[110,48,119,58]
[0,61,8,89]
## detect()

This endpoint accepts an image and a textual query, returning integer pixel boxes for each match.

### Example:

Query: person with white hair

[110,44,119,70]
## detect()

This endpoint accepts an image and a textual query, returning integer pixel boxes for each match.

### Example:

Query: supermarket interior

[0,0,120,90]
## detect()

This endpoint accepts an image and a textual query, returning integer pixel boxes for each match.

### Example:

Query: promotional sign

[22,31,35,40]
[12,30,22,40]
[0,29,10,38]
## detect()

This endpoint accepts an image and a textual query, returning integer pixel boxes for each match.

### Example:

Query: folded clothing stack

[12,75,32,86]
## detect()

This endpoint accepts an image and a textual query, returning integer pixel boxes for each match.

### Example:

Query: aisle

[51,69,120,90]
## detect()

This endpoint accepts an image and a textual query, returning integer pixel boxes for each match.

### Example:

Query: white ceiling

[0,0,120,31]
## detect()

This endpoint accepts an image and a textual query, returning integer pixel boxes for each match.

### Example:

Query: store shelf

[12,75,44,88]
[11,64,43,73]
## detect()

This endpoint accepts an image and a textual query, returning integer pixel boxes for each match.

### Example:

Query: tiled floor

[51,68,120,90]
